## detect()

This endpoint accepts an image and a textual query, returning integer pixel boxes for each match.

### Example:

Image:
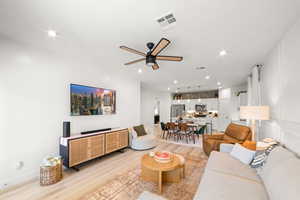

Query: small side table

[256,141,274,151]
[141,154,181,193]
[40,158,63,186]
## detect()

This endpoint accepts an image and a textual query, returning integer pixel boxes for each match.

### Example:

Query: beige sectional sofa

[193,146,300,200]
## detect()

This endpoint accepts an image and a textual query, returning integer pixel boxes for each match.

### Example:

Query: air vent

[156,12,176,29]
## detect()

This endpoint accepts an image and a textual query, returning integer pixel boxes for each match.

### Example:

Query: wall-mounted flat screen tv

[70,84,116,116]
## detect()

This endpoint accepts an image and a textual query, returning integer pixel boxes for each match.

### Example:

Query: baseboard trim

[0,169,38,193]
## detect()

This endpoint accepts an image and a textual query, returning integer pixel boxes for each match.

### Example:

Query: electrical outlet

[15,161,24,170]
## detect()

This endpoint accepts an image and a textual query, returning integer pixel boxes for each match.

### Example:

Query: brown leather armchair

[202,123,252,156]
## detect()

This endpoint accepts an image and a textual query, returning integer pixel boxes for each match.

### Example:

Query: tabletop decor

[149,151,155,157]
[154,151,172,163]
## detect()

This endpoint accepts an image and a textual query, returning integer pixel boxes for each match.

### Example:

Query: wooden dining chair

[166,122,177,140]
[178,123,193,143]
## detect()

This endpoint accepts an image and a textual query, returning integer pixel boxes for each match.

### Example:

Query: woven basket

[40,160,63,186]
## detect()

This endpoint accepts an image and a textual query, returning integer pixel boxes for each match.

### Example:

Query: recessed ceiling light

[47,30,57,38]
[217,82,221,86]
[173,80,178,84]
[205,75,210,80]
[167,87,170,91]
[195,66,206,70]
[219,50,227,56]
[175,90,178,93]
[198,99,201,102]
[138,68,142,73]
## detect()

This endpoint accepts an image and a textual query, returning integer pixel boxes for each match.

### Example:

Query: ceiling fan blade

[152,63,160,70]
[120,46,146,57]
[156,55,183,62]
[151,38,171,56]
[124,58,146,65]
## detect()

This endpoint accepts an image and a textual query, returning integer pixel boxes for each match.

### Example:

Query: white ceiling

[0,0,299,92]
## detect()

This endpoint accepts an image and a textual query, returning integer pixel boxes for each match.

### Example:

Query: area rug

[159,136,203,148]
[82,147,208,200]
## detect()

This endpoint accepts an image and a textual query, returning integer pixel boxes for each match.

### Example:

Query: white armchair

[129,126,157,150]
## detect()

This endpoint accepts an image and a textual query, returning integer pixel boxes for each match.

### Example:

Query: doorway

[154,99,160,124]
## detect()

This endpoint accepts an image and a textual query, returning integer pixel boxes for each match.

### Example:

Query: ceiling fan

[120,38,183,70]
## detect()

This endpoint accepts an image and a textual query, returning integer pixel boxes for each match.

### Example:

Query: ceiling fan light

[146,55,156,66]
[146,62,155,66]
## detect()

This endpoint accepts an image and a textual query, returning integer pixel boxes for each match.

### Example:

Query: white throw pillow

[220,143,235,153]
[230,143,256,165]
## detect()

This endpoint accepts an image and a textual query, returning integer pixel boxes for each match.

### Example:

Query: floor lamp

[240,106,270,141]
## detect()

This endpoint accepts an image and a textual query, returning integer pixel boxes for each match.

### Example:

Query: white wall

[218,84,247,131]
[140,85,171,126]
[0,37,141,188]
[260,16,300,154]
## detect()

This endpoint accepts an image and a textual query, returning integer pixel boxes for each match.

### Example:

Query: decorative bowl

[154,151,172,163]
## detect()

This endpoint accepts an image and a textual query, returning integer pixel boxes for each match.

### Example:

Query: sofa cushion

[259,147,300,200]
[262,157,300,200]
[259,146,295,178]
[134,134,155,141]
[223,134,241,143]
[133,125,147,137]
[225,123,251,141]
[206,151,262,183]
[194,169,268,200]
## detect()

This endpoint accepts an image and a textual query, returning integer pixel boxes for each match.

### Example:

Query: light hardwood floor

[0,140,202,200]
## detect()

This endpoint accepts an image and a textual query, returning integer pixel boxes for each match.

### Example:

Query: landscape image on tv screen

[70,84,116,116]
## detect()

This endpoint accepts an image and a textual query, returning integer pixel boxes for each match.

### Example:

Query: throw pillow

[242,140,257,151]
[250,151,267,168]
[265,144,278,155]
[230,143,256,165]
[133,125,147,137]
[250,144,278,168]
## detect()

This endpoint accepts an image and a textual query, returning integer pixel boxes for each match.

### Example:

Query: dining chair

[178,123,193,143]
[160,122,168,139]
[166,122,177,140]
[194,125,207,140]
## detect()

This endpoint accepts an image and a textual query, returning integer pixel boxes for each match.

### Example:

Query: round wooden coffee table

[141,154,181,193]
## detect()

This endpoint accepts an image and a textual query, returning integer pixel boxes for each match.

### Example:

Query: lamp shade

[240,106,270,120]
